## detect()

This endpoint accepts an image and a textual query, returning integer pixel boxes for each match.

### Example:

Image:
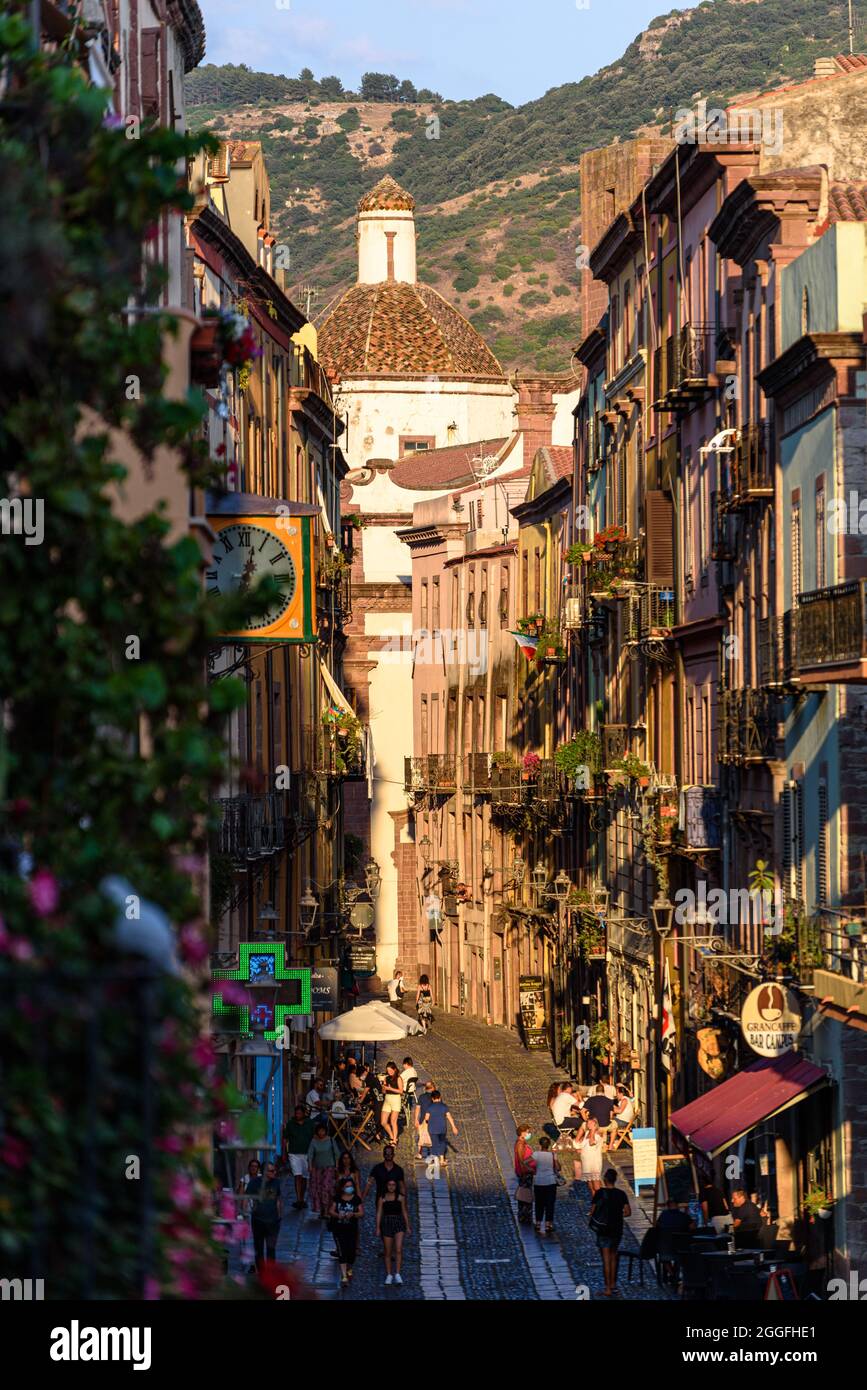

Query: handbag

[515,1182,533,1204]
[555,1171,567,1188]
[418,1120,431,1147]
[588,1191,610,1235]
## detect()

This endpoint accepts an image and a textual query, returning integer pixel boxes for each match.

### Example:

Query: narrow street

[275,1015,672,1301]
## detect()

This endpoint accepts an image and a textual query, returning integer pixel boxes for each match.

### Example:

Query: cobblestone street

[274,1012,675,1301]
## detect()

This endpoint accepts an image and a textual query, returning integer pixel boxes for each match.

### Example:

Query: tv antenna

[299,284,320,319]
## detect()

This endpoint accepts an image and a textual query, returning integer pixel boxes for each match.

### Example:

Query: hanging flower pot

[189,320,222,387]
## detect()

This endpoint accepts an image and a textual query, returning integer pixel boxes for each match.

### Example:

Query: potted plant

[611,753,651,785]
[554,730,601,784]
[565,541,593,565]
[516,613,545,636]
[803,1185,833,1219]
[491,751,516,767]
[521,752,541,781]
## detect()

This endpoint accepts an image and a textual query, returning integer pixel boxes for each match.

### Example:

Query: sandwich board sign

[632,1127,658,1197]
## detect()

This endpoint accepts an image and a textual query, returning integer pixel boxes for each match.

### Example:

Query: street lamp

[511,853,526,887]
[651,895,675,938]
[254,900,280,940]
[299,887,319,932]
[363,857,381,899]
[550,870,572,903]
[418,835,432,865]
[530,866,548,901]
[481,839,494,876]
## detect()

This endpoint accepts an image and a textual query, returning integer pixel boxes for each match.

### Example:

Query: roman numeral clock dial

[207,523,297,631]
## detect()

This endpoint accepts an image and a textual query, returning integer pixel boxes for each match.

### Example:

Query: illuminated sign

[212,942,312,1039]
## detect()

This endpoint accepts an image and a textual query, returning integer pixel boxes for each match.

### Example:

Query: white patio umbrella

[317,1002,407,1042]
[366,1000,423,1036]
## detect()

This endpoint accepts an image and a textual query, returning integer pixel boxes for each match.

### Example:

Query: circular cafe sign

[741,983,802,1056]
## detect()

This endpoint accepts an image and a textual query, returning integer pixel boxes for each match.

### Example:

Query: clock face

[207,523,297,631]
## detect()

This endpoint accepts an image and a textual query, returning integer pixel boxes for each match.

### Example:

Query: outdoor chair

[624,1227,659,1286]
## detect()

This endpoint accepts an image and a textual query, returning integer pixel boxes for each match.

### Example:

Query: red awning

[670,1051,828,1157]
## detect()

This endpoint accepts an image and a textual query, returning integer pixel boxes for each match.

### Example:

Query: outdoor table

[344,1105,374,1152]
[328,1108,356,1149]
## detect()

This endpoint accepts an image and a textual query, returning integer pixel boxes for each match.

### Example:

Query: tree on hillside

[320,75,345,99]
[361,71,401,101]
[398,78,418,103]
[417,87,443,103]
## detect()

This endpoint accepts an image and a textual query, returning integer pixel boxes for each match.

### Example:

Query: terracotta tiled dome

[357,176,415,213]
[318,282,504,379]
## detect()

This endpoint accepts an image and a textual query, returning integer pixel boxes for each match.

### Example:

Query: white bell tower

[356,177,417,286]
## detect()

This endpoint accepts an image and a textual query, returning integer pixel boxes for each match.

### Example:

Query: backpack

[588,1190,611,1236]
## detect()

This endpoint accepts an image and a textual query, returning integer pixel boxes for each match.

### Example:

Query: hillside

[186,0,856,372]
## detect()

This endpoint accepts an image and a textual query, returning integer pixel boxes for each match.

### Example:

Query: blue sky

[198,0,693,107]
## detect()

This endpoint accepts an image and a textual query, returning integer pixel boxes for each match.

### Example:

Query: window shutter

[141,28,161,119]
[645,489,674,586]
[817,779,829,907]
[781,782,794,897]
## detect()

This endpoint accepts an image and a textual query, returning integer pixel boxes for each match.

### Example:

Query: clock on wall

[205,494,317,644]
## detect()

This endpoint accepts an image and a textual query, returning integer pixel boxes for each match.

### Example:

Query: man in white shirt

[305,1078,327,1118]
[551,1083,579,1128]
[386,969,405,1008]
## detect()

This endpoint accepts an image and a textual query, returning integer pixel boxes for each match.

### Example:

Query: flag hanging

[509,630,540,660]
[661,956,676,1072]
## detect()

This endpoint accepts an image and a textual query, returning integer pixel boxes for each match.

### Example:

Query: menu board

[519,975,548,1049]
[631,1127,658,1195]
[657,1153,698,1205]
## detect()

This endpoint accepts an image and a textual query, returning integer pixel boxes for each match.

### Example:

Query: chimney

[513,374,560,459]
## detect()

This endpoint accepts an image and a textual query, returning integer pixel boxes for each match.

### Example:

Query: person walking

[306,1122,340,1219]
[283,1105,316,1210]
[575,1116,606,1194]
[415,1080,435,1161]
[376,1176,411,1286]
[425,1090,458,1168]
[589,1168,631,1296]
[328,1178,364,1287]
[380,1060,404,1146]
[514,1123,536,1225]
[246,1160,283,1271]
[415,973,433,1032]
[529,1134,560,1234]
[387,968,405,1011]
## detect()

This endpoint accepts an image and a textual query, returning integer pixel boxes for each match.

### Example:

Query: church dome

[357,176,415,213]
[318,281,505,379]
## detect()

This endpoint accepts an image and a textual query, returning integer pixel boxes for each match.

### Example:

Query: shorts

[380,1214,407,1238]
[596,1234,622,1251]
[286,1154,309,1178]
[382,1094,402,1114]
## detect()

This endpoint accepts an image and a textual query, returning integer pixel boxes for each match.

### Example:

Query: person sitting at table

[612,1086,635,1137]
[655,1198,694,1281]
[582,1083,618,1149]
[730,1187,763,1246]
[305,1077,328,1119]
[699,1175,731,1234]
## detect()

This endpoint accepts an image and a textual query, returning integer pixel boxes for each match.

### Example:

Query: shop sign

[519,974,547,1049]
[741,983,802,1056]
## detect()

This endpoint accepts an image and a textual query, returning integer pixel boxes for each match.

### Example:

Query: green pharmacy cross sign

[212,942,312,1040]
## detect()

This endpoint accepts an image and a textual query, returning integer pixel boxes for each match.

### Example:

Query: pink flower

[179,923,209,968]
[156,1135,183,1155]
[175,855,205,876]
[219,1195,236,1220]
[143,1277,161,1301]
[231,1221,248,1243]
[8,937,35,961]
[159,1021,180,1056]
[170,1174,195,1211]
[192,1038,216,1070]
[213,981,248,1007]
[29,868,60,917]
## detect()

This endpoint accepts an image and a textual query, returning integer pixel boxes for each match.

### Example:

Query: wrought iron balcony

[717,688,779,764]
[212,793,289,863]
[533,760,566,802]
[758,612,799,688]
[653,324,716,411]
[464,752,492,792]
[601,723,628,767]
[720,422,774,509]
[796,579,867,684]
[625,586,676,642]
[491,763,524,807]
[403,754,457,795]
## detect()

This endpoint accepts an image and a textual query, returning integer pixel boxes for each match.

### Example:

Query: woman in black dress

[376,1177,411,1286]
[328,1179,364,1287]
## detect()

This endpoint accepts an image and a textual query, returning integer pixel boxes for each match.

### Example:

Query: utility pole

[849,0,855,54]
[299,284,320,320]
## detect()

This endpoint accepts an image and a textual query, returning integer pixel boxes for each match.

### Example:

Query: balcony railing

[625,587,676,642]
[809,915,867,986]
[212,793,289,863]
[720,422,774,509]
[464,752,492,792]
[601,723,628,767]
[533,760,566,802]
[491,764,524,806]
[717,688,779,764]
[758,612,799,687]
[654,324,715,407]
[796,579,867,675]
[403,754,457,795]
